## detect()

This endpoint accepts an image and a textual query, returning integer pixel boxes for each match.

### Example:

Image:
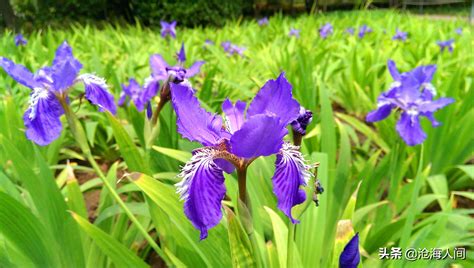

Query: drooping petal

[230,114,287,158]
[396,112,426,146]
[422,112,440,127]
[222,99,246,134]
[171,83,223,146]
[185,61,205,78]
[339,233,360,268]
[177,42,186,64]
[78,74,117,114]
[418,97,454,113]
[176,147,226,240]
[366,104,393,122]
[272,143,312,223]
[247,73,300,125]
[0,57,40,89]
[150,54,169,77]
[23,88,64,145]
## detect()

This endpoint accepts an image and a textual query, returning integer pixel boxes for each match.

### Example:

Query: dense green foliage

[0,10,473,267]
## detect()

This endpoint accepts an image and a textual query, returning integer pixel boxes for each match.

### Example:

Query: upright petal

[176,147,226,240]
[150,54,169,77]
[177,42,186,64]
[185,61,205,78]
[143,77,160,105]
[52,60,81,92]
[23,88,64,145]
[396,112,426,146]
[247,73,300,125]
[78,74,117,114]
[339,233,360,268]
[230,114,287,158]
[0,57,40,89]
[52,41,82,70]
[171,83,223,146]
[387,60,401,81]
[222,99,246,134]
[409,65,436,85]
[272,143,312,223]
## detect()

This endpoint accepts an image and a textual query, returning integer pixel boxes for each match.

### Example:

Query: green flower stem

[287,222,296,267]
[59,100,170,264]
[399,144,424,249]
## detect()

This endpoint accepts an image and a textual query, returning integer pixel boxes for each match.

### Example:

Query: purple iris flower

[346,27,355,35]
[118,78,155,118]
[358,25,372,39]
[392,29,408,41]
[172,73,312,239]
[14,34,27,46]
[319,23,333,39]
[339,233,360,268]
[289,28,300,38]
[204,39,214,46]
[258,17,269,26]
[160,21,177,39]
[0,41,116,145]
[455,27,462,35]
[437,39,454,53]
[366,60,454,146]
[145,44,205,93]
[221,41,246,57]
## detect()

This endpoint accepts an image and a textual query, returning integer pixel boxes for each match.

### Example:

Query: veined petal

[272,143,312,223]
[222,99,246,134]
[78,74,117,114]
[176,147,226,240]
[339,233,360,268]
[396,112,426,146]
[171,83,223,146]
[23,88,64,145]
[0,57,40,89]
[185,61,205,78]
[247,73,300,125]
[230,114,287,158]
[150,54,169,76]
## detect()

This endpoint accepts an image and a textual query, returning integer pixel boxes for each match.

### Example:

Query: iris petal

[149,54,169,77]
[418,97,454,113]
[171,83,223,146]
[185,61,205,78]
[176,148,226,240]
[222,99,246,134]
[272,143,312,223]
[78,74,117,114]
[230,114,287,158]
[0,57,40,89]
[366,104,393,122]
[23,88,64,145]
[247,73,300,125]
[396,112,426,146]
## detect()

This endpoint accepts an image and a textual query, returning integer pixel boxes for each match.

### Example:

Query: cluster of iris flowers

[1,18,458,247]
